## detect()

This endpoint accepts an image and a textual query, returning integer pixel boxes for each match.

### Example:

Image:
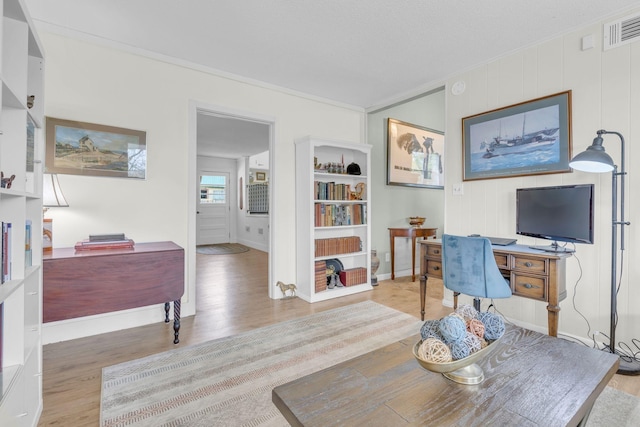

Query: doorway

[191,101,276,300]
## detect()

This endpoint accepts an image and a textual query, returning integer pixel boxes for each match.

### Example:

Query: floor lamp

[569,129,638,375]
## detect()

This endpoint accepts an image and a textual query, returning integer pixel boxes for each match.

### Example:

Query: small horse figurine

[276,281,297,298]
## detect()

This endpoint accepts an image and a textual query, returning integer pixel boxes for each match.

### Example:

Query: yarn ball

[418,338,452,363]
[449,340,471,360]
[420,319,442,340]
[438,315,467,344]
[455,304,479,322]
[463,331,483,354]
[479,311,506,340]
[467,318,486,339]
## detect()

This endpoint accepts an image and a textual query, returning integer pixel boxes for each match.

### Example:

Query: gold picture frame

[45,117,147,179]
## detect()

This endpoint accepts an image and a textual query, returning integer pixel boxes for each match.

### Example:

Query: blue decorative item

[438,315,467,344]
[480,311,505,340]
[420,319,442,340]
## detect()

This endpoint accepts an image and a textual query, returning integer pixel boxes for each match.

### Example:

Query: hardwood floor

[38,248,640,426]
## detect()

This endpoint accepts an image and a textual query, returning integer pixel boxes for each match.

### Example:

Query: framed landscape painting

[45,117,147,179]
[462,90,572,181]
[387,118,444,189]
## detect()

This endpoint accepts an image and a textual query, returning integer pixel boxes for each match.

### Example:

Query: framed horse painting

[386,118,444,189]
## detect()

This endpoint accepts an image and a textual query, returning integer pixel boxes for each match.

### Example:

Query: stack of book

[314,260,327,293]
[1,222,12,283]
[75,233,135,251]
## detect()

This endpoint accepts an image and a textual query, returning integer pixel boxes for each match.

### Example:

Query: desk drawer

[426,245,442,257]
[512,256,547,274]
[511,273,547,301]
[494,254,509,269]
[426,260,443,278]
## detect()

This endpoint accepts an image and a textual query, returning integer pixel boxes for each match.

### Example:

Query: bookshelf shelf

[295,136,372,303]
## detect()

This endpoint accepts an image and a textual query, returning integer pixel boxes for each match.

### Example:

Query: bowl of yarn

[413,305,505,384]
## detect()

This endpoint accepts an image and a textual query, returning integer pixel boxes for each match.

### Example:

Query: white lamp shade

[43,173,69,207]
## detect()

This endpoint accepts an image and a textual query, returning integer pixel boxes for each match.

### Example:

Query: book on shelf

[74,238,135,251]
[314,203,366,227]
[339,267,367,287]
[314,260,327,293]
[1,222,12,284]
[314,236,361,257]
[25,220,32,267]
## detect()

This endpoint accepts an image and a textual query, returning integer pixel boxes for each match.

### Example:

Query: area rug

[195,243,249,255]
[586,386,640,426]
[100,301,423,426]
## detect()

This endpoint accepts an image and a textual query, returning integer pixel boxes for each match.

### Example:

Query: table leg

[411,236,417,281]
[173,299,181,344]
[419,274,427,320]
[546,303,559,337]
[164,302,170,323]
[390,235,396,280]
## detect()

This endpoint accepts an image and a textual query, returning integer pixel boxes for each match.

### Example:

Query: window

[200,174,227,204]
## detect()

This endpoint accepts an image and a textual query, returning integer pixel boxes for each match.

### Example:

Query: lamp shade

[43,173,69,207]
[569,135,615,173]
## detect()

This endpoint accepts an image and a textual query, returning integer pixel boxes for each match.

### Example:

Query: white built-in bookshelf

[295,136,372,302]
[0,0,44,425]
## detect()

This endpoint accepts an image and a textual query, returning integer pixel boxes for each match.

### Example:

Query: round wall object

[451,81,466,95]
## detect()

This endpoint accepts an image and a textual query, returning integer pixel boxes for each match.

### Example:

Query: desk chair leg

[473,297,481,312]
[453,292,459,309]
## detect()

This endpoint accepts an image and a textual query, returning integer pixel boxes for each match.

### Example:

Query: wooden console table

[388,227,437,281]
[419,239,570,337]
[273,325,618,426]
[43,241,185,344]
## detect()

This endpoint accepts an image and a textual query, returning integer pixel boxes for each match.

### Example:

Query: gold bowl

[408,216,426,227]
[412,336,501,384]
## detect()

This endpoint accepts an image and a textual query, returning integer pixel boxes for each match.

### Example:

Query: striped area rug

[100,301,423,426]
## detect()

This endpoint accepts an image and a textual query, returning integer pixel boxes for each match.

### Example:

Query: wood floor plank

[37,248,640,426]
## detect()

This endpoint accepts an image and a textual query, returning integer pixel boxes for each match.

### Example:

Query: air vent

[604,12,640,50]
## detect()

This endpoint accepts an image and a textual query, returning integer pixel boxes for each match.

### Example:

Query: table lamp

[42,173,69,252]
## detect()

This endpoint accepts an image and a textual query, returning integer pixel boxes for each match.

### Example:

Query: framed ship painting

[462,90,572,181]
[387,118,444,189]
[45,117,147,179]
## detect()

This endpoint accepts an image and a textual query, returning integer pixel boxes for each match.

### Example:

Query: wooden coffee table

[273,325,618,426]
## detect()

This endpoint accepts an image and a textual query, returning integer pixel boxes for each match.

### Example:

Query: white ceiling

[24,0,640,157]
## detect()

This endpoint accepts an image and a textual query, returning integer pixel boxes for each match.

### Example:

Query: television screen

[516,184,594,252]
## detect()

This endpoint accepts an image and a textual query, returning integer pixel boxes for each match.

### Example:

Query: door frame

[188,100,276,301]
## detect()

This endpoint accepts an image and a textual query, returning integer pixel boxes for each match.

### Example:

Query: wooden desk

[419,239,570,337]
[43,241,185,344]
[388,227,437,281]
[272,325,619,426]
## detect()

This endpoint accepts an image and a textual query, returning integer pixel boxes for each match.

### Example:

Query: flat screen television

[516,184,594,253]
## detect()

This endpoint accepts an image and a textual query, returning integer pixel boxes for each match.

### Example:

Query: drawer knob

[433,266,440,271]
[523,283,539,289]
[434,250,440,254]
[524,262,533,267]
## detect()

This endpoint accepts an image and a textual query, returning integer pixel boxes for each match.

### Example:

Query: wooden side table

[388,227,437,281]
[43,241,185,344]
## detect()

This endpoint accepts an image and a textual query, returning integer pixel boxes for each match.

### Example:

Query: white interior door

[197,172,231,245]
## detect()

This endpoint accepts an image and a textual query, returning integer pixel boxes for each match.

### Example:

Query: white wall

[41,32,365,342]
[443,8,640,347]
[367,89,446,278]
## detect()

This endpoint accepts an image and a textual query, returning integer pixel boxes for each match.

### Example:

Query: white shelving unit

[0,0,44,425]
[295,136,372,303]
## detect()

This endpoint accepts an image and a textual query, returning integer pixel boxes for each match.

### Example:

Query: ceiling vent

[604,12,640,50]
